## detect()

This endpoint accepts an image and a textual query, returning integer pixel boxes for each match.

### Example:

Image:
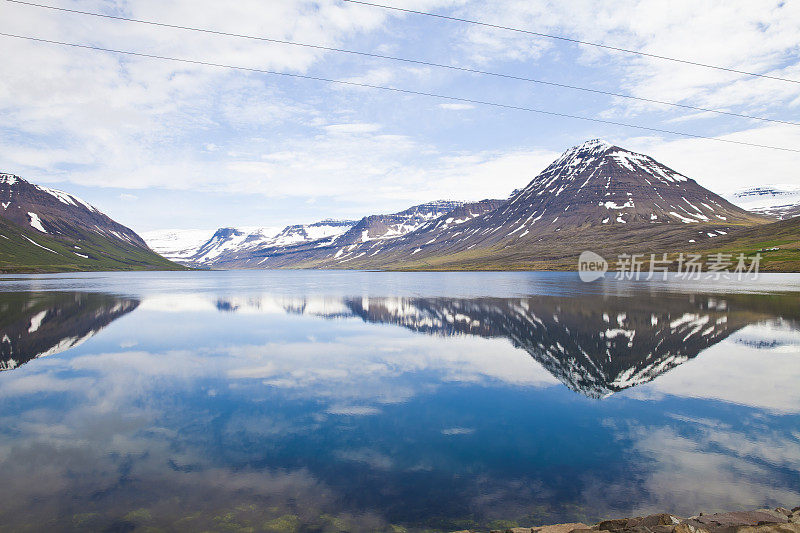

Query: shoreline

[468,506,800,533]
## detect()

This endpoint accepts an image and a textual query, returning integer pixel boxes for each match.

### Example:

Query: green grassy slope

[0,217,187,273]
[345,218,799,272]
[689,216,800,272]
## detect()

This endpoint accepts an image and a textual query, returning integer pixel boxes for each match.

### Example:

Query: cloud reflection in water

[0,283,798,531]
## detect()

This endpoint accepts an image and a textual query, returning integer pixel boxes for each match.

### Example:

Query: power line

[342,0,800,85]
[1,31,798,154]
[4,0,797,127]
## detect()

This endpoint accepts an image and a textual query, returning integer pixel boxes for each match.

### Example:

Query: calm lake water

[1,271,799,532]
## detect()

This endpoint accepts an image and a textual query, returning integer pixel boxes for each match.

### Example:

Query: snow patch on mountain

[271,220,355,247]
[22,235,58,254]
[28,212,46,233]
[34,184,98,212]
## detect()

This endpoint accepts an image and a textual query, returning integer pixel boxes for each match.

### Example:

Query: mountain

[207,199,501,269]
[263,219,356,246]
[189,201,472,268]
[182,226,282,267]
[213,139,768,270]
[329,200,463,246]
[0,173,184,273]
[45,138,777,273]
[474,138,762,230]
[726,185,800,220]
[358,139,767,267]
[0,292,139,371]
[1,173,144,244]
[140,229,215,262]
[175,220,355,268]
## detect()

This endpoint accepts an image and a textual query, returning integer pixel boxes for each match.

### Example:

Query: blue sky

[1,0,799,233]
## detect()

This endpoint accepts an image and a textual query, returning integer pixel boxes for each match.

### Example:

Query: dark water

[0,271,799,532]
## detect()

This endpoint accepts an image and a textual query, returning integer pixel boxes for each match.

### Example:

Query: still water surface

[0,271,799,532]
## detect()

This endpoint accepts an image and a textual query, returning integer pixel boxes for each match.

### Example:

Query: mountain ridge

[0,173,185,273]
[163,200,476,268]
[6,138,793,273]
[199,139,772,270]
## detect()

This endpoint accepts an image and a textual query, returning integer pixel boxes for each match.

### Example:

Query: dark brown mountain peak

[488,139,765,238]
[0,172,146,247]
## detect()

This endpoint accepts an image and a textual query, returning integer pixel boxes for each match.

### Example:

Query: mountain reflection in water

[216,291,799,398]
[3,289,799,398]
[0,275,798,532]
[0,292,139,371]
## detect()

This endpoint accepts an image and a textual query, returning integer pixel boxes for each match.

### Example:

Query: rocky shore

[458,506,800,533]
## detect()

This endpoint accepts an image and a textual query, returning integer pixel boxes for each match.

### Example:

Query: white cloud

[337,67,399,87]
[625,322,800,414]
[0,0,448,184]
[619,124,800,194]
[439,103,475,110]
[326,405,382,416]
[609,423,800,517]
[217,131,557,208]
[460,0,800,116]
[324,122,383,134]
[1,0,797,229]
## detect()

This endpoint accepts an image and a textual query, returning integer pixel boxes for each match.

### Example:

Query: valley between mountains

[3,139,799,273]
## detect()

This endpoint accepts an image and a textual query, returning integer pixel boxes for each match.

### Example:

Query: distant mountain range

[145,139,795,271]
[151,200,483,269]
[725,185,800,220]
[184,219,356,267]
[0,173,183,273]
[3,139,798,273]
[139,228,217,263]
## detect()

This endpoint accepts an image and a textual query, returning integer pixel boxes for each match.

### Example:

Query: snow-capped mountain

[311,199,504,267]
[487,138,759,229]
[0,173,181,272]
[1,173,144,245]
[332,201,464,246]
[405,138,762,250]
[185,201,468,268]
[179,227,280,267]
[141,229,216,262]
[348,139,766,267]
[726,185,800,220]
[266,219,357,247]
[181,220,354,267]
